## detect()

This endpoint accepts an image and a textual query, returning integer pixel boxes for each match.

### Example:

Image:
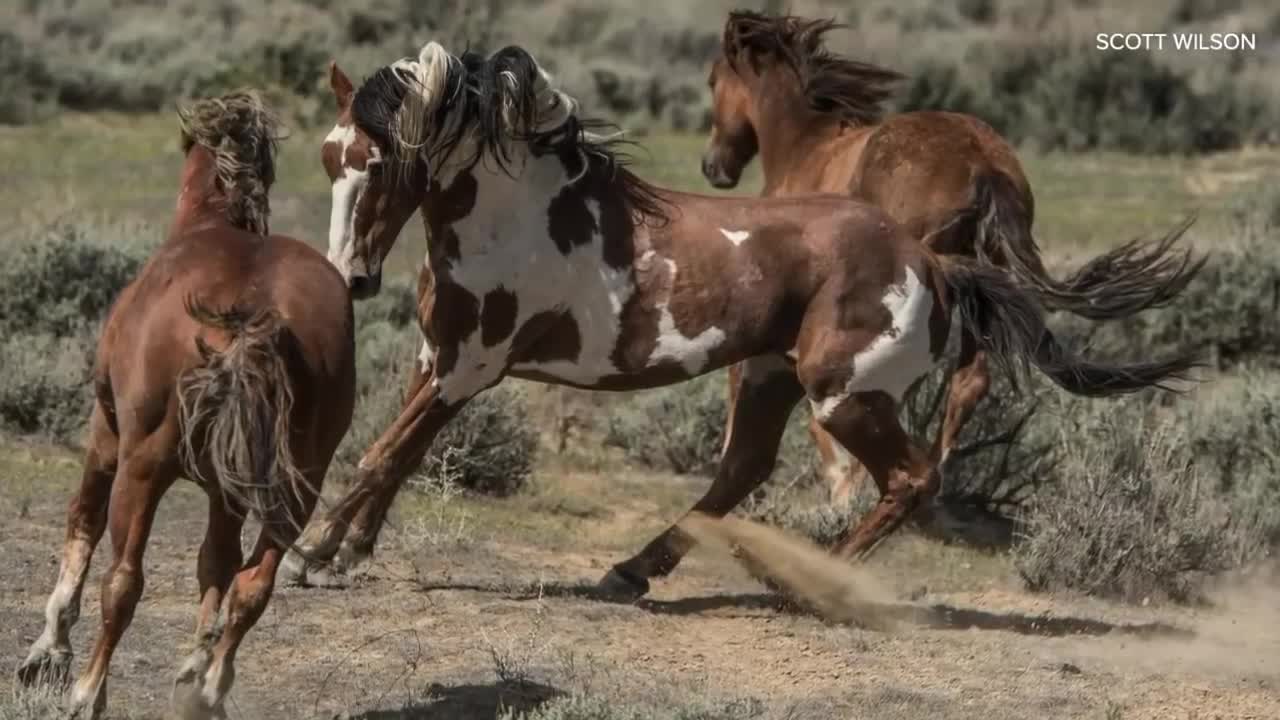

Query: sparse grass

[0,684,71,720]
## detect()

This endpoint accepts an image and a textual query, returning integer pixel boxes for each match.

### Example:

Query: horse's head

[321,61,425,299]
[702,11,901,191]
[702,53,758,190]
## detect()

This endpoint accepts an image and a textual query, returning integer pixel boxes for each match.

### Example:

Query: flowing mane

[350,41,667,221]
[723,10,904,126]
[177,90,282,236]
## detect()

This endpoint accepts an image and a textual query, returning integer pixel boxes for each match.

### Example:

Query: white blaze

[324,123,372,282]
[720,228,750,245]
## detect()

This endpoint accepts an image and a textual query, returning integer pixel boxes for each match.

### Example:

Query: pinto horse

[281,41,1199,602]
[15,92,356,720]
[703,10,1204,504]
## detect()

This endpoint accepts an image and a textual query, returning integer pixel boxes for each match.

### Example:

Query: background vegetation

[3,0,1278,152]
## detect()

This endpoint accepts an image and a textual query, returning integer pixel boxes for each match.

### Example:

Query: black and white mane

[350,42,666,219]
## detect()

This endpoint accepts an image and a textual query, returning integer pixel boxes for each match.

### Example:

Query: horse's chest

[437,240,634,387]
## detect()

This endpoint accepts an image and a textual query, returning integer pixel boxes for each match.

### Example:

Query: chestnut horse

[704,11,1203,504]
[280,41,1198,603]
[15,92,356,720]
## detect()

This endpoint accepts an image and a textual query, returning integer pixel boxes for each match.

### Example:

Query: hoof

[596,567,650,602]
[16,644,72,689]
[278,548,311,587]
[332,539,371,575]
[172,645,223,720]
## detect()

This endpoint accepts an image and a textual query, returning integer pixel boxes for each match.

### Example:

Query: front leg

[282,370,464,582]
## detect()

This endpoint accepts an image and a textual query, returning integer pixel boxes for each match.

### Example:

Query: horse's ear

[329,61,354,108]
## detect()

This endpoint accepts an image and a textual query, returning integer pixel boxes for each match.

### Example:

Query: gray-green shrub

[4,0,1275,154]
[0,223,151,442]
[1013,387,1276,603]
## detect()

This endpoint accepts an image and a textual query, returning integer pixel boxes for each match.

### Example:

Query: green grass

[4,113,1275,285]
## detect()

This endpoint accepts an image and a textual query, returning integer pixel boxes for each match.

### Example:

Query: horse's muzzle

[701,152,740,190]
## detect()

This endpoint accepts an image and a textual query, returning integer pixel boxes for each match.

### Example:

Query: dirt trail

[2,468,1277,719]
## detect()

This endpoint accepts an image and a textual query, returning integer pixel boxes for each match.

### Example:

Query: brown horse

[15,92,356,720]
[704,10,1203,504]
[279,41,1199,604]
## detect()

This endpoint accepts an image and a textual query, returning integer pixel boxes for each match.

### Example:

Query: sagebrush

[0,223,149,441]
[3,0,1275,154]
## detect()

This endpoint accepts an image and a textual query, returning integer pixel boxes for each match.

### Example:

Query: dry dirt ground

[1,444,1277,720]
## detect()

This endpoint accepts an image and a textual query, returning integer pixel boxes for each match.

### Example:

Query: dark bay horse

[703,10,1203,503]
[15,92,356,720]
[281,41,1199,603]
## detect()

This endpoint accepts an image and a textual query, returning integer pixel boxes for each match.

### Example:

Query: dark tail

[972,172,1205,321]
[177,299,310,540]
[937,257,1203,397]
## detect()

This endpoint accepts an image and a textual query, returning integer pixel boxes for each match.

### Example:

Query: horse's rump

[177,298,312,536]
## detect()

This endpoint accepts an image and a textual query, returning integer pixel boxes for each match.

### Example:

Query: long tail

[177,299,310,540]
[972,172,1205,321]
[938,256,1203,397]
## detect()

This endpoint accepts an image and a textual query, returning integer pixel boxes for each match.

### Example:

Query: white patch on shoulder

[720,228,750,245]
[811,265,938,421]
[647,257,726,375]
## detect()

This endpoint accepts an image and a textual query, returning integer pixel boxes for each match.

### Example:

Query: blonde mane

[177,90,283,235]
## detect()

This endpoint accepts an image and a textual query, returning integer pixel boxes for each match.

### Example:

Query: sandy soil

[1,448,1277,720]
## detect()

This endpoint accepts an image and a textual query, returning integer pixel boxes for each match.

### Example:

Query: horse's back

[853,110,1031,236]
[96,228,353,436]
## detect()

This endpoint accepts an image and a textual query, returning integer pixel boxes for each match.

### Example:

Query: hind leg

[18,404,117,689]
[69,436,177,719]
[601,355,805,600]
[814,392,940,560]
[932,330,990,464]
[171,496,244,714]
[810,417,866,506]
[172,470,320,720]
[173,502,307,720]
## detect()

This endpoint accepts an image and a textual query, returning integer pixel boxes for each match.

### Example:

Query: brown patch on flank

[832,218,901,334]
[510,310,582,365]
[429,281,480,378]
[480,288,519,347]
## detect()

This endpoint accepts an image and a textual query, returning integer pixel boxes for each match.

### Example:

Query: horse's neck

[753,80,862,196]
[172,146,227,234]
[429,152,573,266]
